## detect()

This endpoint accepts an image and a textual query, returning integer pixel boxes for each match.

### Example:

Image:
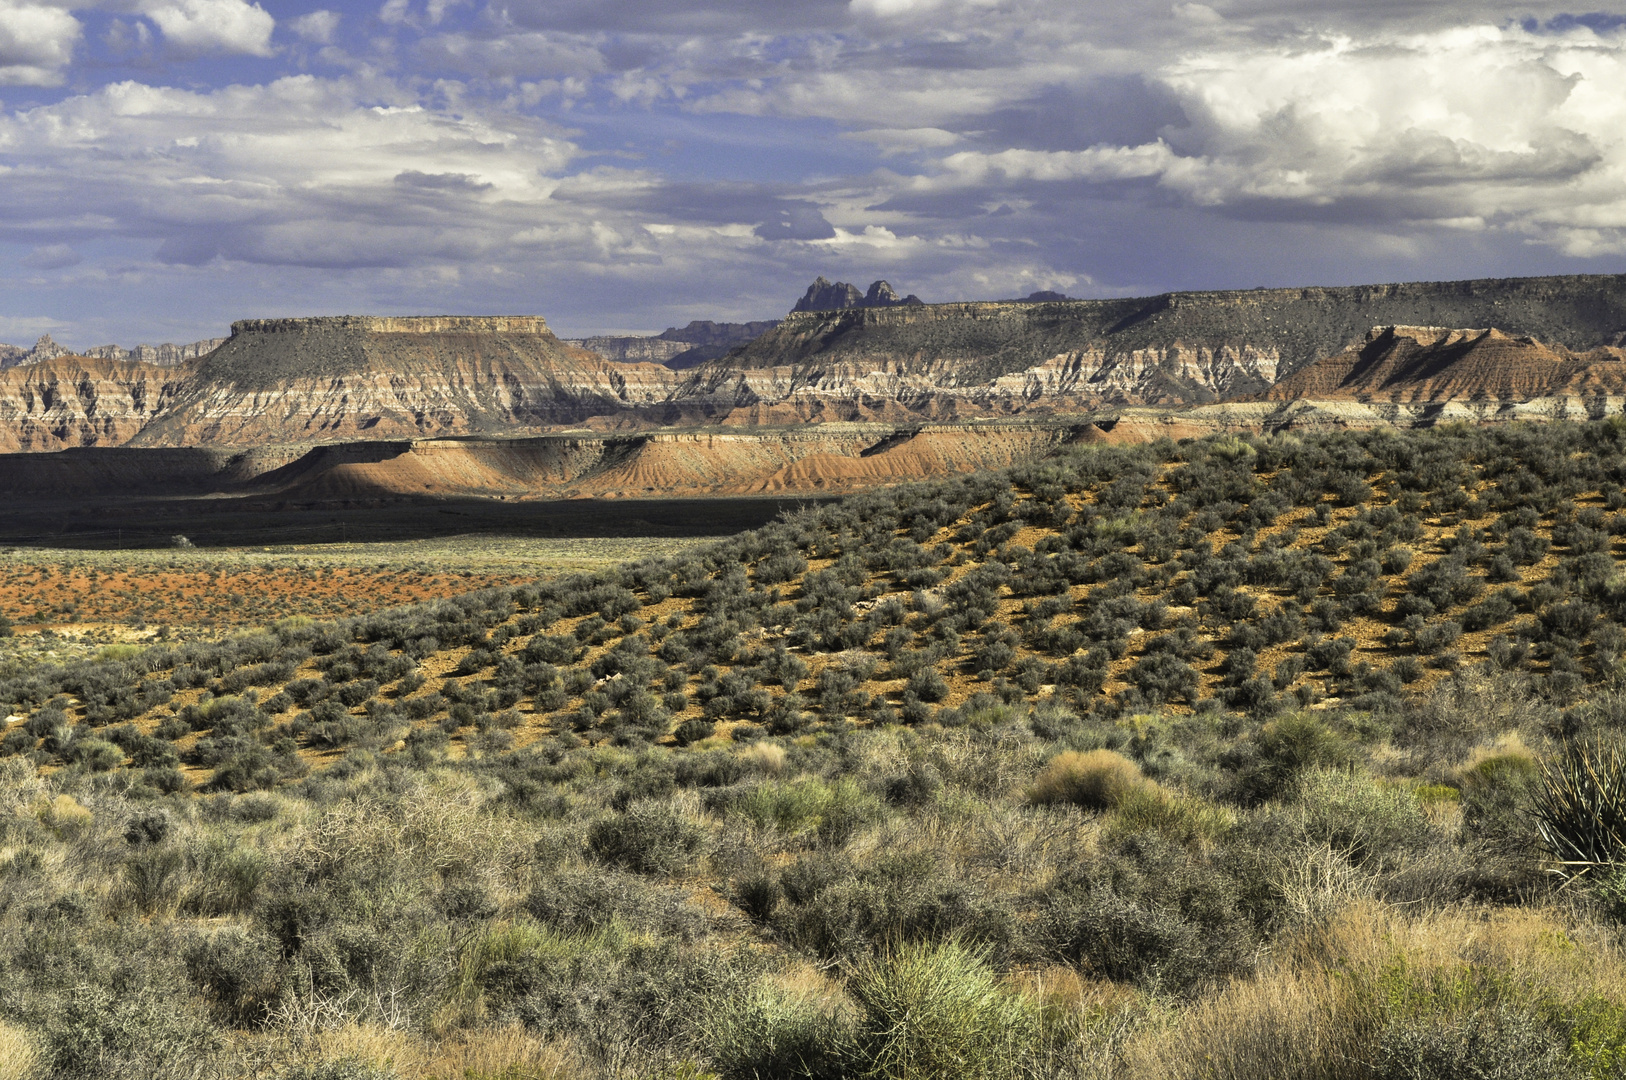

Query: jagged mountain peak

[793,276,923,312]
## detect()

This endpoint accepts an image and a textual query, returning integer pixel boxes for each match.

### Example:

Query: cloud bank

[0,0,1624,343]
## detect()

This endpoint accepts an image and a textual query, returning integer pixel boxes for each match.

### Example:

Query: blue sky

[2,0,1625,346]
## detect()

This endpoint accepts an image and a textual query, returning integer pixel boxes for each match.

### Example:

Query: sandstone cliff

[0,356,190,452]
[5,274,1626,458]
[129,316,681,448]
[562,336,693,364]
[82,338,228,365]
[1257,325,1626,404]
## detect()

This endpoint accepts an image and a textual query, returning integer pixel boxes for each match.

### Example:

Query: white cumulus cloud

[140,0,275,56]
[0,0,80,85]
[289,9,338,43]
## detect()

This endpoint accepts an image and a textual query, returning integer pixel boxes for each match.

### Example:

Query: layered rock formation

[563,336,693,364]
[0,335,73,369]
[4,273,1626,462]
[657,320,782,369]
[0,423,1080,502]
[129,315,681,447]
[0,356,190,452]
[561,321,780,369]
[1257,325,1626,403]
[0,333,225,369]
[82,338,228,365]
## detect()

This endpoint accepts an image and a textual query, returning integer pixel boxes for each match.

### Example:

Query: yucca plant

[1529,740,1626,877]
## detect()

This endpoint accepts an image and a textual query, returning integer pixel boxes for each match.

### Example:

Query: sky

[2,0,1626,345]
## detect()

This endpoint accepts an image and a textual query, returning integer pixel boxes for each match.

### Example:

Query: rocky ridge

[564,320,782,369]
[82,338,228,365]
[0,333,226,369]
[5,274,1626,461]
[793,277,924,312]
[129,315,678,447]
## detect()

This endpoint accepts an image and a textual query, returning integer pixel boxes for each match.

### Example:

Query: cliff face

[1258,325,1626,403]
[0,357,190,452]
[129,316,681,447]
[717,274,1626,383]
[82,338,227,365]
[671,307,1280,420]
[6,274,1626,455]
[563,337,692,364]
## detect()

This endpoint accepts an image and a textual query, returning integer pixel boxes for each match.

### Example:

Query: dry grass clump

[0,1021,37,1080]
[1135,900,1626,1080]
[1028,749,1154,810]
[1457,731,1539,785]
[0,758,46,815]
[31,793,93,839]
[262,1022,584,1079]
[739,741,788,775]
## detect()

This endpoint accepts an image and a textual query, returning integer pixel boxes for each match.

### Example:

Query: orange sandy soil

[0,563,533,631]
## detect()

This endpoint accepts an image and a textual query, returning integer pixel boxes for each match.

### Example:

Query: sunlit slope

[8,420,1626,787]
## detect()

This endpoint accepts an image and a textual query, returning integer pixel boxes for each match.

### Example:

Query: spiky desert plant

[847,940,1038,1080]
[1529,740,1626,876]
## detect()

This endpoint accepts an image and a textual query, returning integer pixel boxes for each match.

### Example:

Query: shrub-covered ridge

[5,421,1626,1077]
[9,421,1626,782]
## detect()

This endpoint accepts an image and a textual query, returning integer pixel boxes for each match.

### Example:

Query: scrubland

[0,536,703,636]
[6,421,1626,1078]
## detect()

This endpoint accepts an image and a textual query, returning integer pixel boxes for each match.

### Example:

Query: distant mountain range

[2,273,1625,459]
[563,320,782,370]
[0,333,226,369]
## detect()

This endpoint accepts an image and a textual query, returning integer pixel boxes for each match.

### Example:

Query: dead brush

[1530,739,1626,878]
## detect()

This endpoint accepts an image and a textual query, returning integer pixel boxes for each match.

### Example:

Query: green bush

[1373,1008,1570,1080]
[847,940,1038,1080]
[1040,833,1256,994]
[674,718,716,746]
[1240,713,1353,802]
[707,982,850,1080]
[1460,746,1541,845]
[587,800,708,875]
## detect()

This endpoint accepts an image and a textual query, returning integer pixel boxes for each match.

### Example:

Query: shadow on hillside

[0,494,833,549]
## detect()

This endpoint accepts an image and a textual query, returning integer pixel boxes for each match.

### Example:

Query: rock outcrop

[555,321,780,369]
[792,277,924,312]
[1,334,227,369]
[657,320,781,369]
[0,335,73,369]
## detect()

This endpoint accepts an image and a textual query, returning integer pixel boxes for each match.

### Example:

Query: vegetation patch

[6,421,1626,1076]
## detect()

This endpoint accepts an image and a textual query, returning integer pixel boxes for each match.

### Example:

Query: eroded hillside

[8,274,1626,456]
